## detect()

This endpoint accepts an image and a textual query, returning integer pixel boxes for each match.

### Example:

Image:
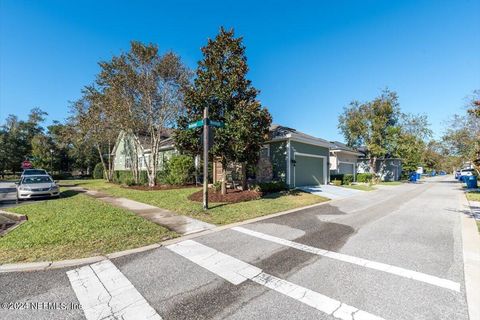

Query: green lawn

[0,191,177,263]
[378,181,403,186]
[61,180,328,225]
[466,191,480,202]
[341,184,376,191]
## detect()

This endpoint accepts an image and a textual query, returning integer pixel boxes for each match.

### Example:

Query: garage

[338,162,355,175]
[294,154,326,187]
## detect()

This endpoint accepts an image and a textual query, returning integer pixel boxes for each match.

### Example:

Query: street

[0,176,470,320]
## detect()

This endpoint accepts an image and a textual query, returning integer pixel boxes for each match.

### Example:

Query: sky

[1,0,479,142]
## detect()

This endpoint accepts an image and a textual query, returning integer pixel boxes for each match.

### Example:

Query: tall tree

[174,27,272,194]
[338,89,401,174]
[97,42,190,186]
[70,86,119,181]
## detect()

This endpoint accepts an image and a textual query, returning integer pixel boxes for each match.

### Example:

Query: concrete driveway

[0,176,471,320]
[299,184,364,199]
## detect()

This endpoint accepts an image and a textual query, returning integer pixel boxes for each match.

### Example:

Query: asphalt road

[0,176,469,320]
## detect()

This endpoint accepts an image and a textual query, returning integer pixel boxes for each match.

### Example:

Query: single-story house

[113,125,335,188]
[112,130,175,172]
[357,158,402,181]
[329,141,364,177]
[257,124,335,188]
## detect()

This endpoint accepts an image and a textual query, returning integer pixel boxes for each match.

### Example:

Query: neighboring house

[112,130,175,172]
[329,141,364,177]
[357,158,402,181]
[257,124,335,188]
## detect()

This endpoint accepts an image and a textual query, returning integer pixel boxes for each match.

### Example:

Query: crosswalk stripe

[67,260,162,320]
[232,226,461,292]
[167,240,385,320]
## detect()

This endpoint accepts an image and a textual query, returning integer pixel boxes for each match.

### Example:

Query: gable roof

[269,124,335,149]
[330,141,364,156]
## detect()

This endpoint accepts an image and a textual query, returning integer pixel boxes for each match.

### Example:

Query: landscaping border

[0,199,331,273]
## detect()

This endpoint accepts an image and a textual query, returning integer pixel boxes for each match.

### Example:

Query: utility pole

[203,107,209,210]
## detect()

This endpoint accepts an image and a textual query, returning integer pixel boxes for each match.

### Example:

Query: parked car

[16,175,60,200]
[21,168,48,177]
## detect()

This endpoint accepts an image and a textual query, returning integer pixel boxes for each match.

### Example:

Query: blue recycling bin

[416,173,421,180]
[459,175,466,182]
[466,176,478,189]
[409,172,417,182]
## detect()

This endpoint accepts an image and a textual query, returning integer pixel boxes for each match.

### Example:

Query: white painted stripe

[232,226,461,292]
[168,240,384,320]
[67,260,161,320]
[166,240,262,285]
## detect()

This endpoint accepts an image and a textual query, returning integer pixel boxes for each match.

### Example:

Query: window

[260,145,270,159]
[125,156,132,169]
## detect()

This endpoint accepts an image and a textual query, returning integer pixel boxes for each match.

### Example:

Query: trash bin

[416,173,421,180]
[409,172,417,182]
[459,175,466,182]
[466,176,478,189]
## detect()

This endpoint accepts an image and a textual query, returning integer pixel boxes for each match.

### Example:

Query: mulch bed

[122,184,198,191]
[188,188,262,203]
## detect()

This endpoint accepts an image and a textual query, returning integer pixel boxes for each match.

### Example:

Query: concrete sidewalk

[71,187,215,235]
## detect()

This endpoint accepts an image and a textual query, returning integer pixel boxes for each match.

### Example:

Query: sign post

[187,113,224,210]
[202,108,209,210]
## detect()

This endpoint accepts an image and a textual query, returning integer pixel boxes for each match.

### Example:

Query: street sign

[188,120,204,129]
[21,160,33,169]
[208,120,225,128]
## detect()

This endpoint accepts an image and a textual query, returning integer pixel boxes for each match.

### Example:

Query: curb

[0,210,27,221]
[461,193,480,320]
[0,199,331,273]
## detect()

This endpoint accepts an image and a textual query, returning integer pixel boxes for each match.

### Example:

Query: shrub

[332,179,342,186]
[343,174,354,185]
[112,170,148,185]
[164,155,195,185]
[330,173,354,185]
[256,180,288,193]
[330,174,344,183]
[212,181,222,192]
[356,173,373,183]
[93,163,104,179]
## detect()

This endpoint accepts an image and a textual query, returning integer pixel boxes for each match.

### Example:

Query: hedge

[93,163,104,179]
[255,181,288,193]
[330,173,354,185]
[356,173,373,183]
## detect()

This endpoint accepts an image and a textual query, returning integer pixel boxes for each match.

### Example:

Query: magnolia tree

[174,28,271,194]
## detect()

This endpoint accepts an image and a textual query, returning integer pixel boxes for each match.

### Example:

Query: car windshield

[22,176,52,184]
[461,169,474,172]
[23,169,47,175]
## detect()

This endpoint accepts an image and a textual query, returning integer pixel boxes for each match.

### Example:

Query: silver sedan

[16,175,60,200]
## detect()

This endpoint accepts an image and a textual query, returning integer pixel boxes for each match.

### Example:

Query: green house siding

[289,141,330,187]
[113,132,175,171]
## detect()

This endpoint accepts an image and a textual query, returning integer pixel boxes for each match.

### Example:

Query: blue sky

[1,0,479,141]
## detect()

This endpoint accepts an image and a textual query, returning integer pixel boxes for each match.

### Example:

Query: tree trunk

[241,162,247,190]
[221,160,227,195]
[369,157,377,174]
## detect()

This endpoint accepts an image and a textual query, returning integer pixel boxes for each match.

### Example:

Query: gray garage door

[295,155,324,187]
[338,162,354,175]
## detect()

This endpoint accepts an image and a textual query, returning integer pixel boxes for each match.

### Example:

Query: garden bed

[188,188,261,203]
[124,184,198,191]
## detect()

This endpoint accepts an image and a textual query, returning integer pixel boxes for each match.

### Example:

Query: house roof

[269,124,335,149]
[329,141,364,156]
